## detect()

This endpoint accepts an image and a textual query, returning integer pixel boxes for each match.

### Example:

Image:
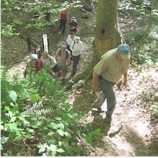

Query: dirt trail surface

[7,47,158,157]
[67,64,158,156]
[7,33,158,156]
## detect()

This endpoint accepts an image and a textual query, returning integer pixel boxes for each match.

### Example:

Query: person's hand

[95,91,102,100]
[122,81,128,88]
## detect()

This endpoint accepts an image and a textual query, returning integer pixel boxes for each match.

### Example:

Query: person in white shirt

[70,36,84,76]
[41,51,60,77]
[66,32,76,57]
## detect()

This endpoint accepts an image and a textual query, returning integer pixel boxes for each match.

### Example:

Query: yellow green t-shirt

[94,48,130,83]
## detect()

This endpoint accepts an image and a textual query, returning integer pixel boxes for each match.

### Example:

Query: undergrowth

[1,67,91,156]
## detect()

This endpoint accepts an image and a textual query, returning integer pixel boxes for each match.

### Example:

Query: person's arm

[66,36,69,45]
[67,51,71,66]
[92,71,99,93]
[55,50,60,60]
[122,71,128,88]
[47,68,56,77]
[70,42,74,52]
[92,71,103,99]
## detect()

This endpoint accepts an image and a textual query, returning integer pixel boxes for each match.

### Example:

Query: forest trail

[7,8,158,156]
[7,51,158,156]
[69,65,158,156]
[7,25,158,156]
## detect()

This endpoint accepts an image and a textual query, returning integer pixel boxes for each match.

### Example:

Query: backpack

[59,49,69,59]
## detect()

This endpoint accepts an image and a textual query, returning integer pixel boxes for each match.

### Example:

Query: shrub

[1,67,86,156]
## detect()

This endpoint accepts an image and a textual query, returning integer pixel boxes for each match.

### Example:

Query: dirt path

[69,65,158,156]
[7,32,158,156]
[7,8,158,156]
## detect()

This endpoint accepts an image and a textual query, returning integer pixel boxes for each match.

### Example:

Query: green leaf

[56,148,64,153]
[62,120,69,126]
[4,106,10,112]
[54,117,62,121]
[67,113,73,118]
[47,132,54,136]
[19,116,30,126]
[38,144,46,153]
[57,129,64,136]
[64,132,72,138]
[58,141,62,146]
[10,116,16,122]
[26,128,34,133]
[1,136,9,144]
[31,93,41,103]
[56,123,65,130]
[5,123,18,131]
[15,132,23,140]
[49,122,58,129]
[9,90,17,102]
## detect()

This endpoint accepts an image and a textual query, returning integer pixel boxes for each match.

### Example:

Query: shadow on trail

[123,125,158,156]
[148,140,158,156]
[72,83,94,113]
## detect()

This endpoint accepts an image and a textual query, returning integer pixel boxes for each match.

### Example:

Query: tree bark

[66,0,121,90]
[93,0,120,59]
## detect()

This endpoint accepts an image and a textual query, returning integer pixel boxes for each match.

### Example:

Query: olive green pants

[99,76,116,118]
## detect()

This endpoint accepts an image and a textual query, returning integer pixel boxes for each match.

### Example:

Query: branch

[77,133,95,153]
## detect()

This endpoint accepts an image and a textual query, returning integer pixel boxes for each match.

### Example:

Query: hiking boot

[93,98,105,112]
[103,116,112,134]
[105,115,112,124]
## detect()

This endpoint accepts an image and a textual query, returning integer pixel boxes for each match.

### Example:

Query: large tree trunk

[66,0,121,90]
[93,0,120,60]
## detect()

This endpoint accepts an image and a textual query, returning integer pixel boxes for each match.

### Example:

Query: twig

[76,133,95,153]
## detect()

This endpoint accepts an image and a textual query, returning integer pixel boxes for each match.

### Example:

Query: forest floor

[8,53,158,156]
[67,64,158,156]
[7,8,158,156]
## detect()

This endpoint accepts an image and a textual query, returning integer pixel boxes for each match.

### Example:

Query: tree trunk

[93,0,120,60]
[66,0,121,90]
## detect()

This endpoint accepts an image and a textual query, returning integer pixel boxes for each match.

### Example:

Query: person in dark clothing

[45,11,50,22]
[59,10,68,33]
[34,11,39,24]
[92,44,130,127]
[69,17,78,33]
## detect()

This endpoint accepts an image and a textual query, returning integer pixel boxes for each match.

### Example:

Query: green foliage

[1,65,106,156]
[126,30,149,43]
[1,0,82,35]
[81,128,104,145]
[1,24,19,37]
[119,0,158,24]
[1,66,87,156]
[125,29,158,65]
[118,0,158,66]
